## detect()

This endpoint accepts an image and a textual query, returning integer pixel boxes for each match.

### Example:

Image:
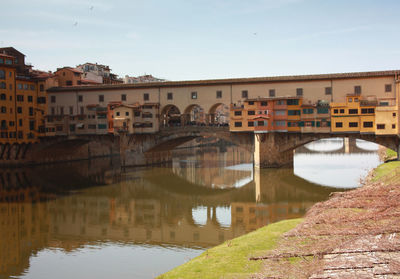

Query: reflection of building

[172,146,253,188]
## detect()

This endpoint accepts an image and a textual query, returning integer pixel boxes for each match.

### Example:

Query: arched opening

[183,104,205,126]
[208,103,229,126]
[160,105,181,127]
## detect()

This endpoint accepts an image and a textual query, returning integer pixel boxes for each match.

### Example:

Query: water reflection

[0,141,377,279]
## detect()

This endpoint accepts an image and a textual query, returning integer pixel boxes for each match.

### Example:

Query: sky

[1,0,400,81]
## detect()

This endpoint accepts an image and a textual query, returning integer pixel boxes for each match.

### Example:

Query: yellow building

[331,94,378,134]
[0,47,54,144]
[286,98,302,132]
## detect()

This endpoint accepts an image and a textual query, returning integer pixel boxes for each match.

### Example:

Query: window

[17,95,24,102]
[335,122,343,128]
[167,92,173,100]
[393,113,396,117]
[260,101,267,106]
[296,88,303,96]
[80,106,84,115]
[0,94,5,100]
[142,113,153,118]
[5,59,12,65]
[40,84,44,91]
[23,84,28,90]
[143,93,149,101]
[121,94,126,101]
[269,89,275,97]
[69,106,73,115]
[348,98,352,102]
[28,96,33,102]
[363,121,373,128]
[354,98,359,102]
[385,84,392,92]
[349,122,358,127]
[287,99,299,105]
[19,119,23,126]
[0,58,3,64]
[17,107,22,113]
[302,108,313,114]
[234,121,242,127]
[51,107,55,115]
[257,121,265,126]
[380,102,389,106]
[234,111,242,116]
[288,110,300,115]
[0,70,4,79]
[325,87,332,95]
[98,124,107,129]
[361,108,374,114]
[66,80,72,86]
[29,107,34,116]
[392,124,396,129]
[18,131,23,139]
[340,109,345,113]
[216,90,222,98]
[247,110,255,115]
[317,107,329,114]
[78,95,83,102]
[275,110,285,116]
[88,124,96,129]
[241,90,248,98]
[0,106,5,113]
[248,101,254,105]
[29,120,35,131]
[125,111,129,116]
[191,92,197,99]
[99,95,104,102]
[354,85,361,95]
[116,112,120,116]
[248,121,254,127]
[134,111,140,117]
[17,83,22,90]
[377,124,385,129]
[0,82,5,89]
[51,96,56,103]
[348,109,358,114]
[275,121,285,126]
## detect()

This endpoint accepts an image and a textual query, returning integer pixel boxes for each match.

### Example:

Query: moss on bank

[158,218,302,279]
[385,148,397,160]
[372,160,400,184]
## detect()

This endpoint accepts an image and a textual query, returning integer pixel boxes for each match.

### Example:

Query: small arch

[160,104,181,127]
[183,104,205,126]
[208,103,229,126]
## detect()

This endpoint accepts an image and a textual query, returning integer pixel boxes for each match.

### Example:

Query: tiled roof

[48,70,400,92]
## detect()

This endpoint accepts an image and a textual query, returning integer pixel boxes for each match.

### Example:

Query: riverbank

[159,154,400,279]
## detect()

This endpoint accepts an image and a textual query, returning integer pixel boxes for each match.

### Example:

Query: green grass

[386,148,397,159]
[158,218,303,279]
[372,161,400,182]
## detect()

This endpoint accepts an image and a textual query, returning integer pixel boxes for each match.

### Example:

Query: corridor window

[99,95,104,102]
[269,89,275,97]
[191,92,197,99]
[216,90,222,98]
[325,87,332,95]
[143,93,149,101]
[385,84,392,92]
[167,92,173,100]
[354,86,361,95]
[241,90,248,98]
[296,88,303,96]
[121,94,126,101]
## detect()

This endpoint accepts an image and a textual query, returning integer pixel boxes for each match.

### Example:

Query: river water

[0,138,382,279]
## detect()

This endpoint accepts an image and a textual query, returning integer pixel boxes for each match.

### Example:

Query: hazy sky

[2,0,400,81]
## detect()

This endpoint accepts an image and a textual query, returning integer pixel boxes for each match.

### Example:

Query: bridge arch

[161,104,182,127]
[183,104,206,125]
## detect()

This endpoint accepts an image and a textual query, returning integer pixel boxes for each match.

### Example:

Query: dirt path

[251,163,400,278]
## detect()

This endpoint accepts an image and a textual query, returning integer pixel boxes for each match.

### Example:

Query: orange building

[0,47,55,144]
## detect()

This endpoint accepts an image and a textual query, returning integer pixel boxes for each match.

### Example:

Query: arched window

[0,82,6,89]
[0,70,5,79]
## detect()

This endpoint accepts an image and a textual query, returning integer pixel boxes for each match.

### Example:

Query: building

[113,103,160,134]
[77,63,123,85]
[55,67,102,87]
[0,47,55,144]
[123,74,165,84]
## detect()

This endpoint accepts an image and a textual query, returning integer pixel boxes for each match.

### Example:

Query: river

[0,138,382,279]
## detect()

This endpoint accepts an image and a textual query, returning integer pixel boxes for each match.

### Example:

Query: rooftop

[48,70,400,93]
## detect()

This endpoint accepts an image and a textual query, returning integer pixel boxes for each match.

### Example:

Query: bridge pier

[254,133,294,168]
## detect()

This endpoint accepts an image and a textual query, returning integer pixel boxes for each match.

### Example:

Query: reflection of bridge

[0,158,342,278]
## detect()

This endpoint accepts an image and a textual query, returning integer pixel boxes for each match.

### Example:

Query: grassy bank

[158,218,302,279]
